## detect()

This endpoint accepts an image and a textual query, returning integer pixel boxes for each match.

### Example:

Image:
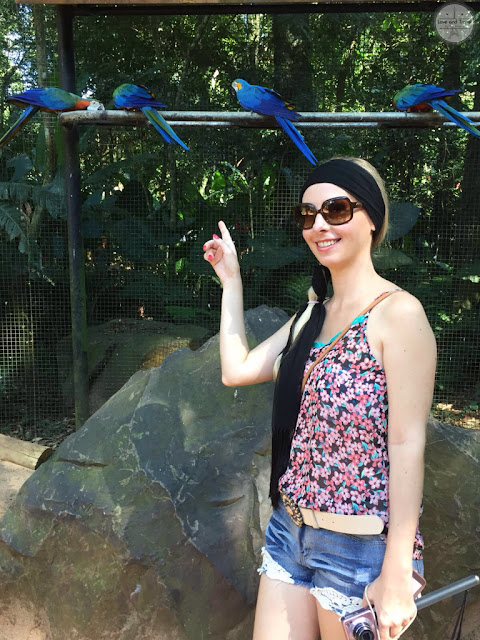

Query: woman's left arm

[365,292,437,640]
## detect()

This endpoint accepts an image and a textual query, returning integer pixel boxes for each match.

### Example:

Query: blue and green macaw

[232,79,317,165]
[393,83,480,139]
[113,84,189,151]
[0,87,104,149]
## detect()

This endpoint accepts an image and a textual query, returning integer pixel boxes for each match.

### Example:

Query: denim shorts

[259,502,424,617]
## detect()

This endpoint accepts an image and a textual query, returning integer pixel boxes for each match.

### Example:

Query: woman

[202,157,436,640]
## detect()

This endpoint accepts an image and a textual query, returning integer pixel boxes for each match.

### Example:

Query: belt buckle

[280,493,303,527]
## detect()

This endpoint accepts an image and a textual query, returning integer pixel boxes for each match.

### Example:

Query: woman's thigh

[316,604,345,640]
[253,574,320,640]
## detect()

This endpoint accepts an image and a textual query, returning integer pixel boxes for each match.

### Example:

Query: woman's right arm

[203,221,294,387]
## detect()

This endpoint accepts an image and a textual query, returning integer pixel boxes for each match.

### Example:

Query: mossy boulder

[0,305,286,640]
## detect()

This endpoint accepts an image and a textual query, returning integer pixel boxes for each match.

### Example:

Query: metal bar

[416,575,480,611]
[59,110,480,129]
[57,6,90,428]
[69,2,480,17]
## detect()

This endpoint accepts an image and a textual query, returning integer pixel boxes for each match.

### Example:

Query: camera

[341,570,426,640]
[341,607,377,640]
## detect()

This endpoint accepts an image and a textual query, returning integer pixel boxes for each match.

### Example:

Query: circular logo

[434,2,476,43]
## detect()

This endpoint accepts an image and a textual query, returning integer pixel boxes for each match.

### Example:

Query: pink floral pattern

[278,309,424,560]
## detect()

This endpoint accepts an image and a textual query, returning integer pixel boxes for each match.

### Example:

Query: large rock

[0,304,479,639]
[406,419,480,640]
[0,305,286,640]
[57,318,210,414]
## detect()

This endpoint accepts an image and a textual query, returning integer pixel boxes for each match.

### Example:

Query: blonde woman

[203,158,436,640]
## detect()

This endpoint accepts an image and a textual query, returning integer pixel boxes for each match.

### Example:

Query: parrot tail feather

[431,100,480,139]
[0,105,39,149]
[275,116,317,165]
[141,107,189,151]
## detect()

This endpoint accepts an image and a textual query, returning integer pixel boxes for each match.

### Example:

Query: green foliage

[1,4,479,422]
[0,201,24,245]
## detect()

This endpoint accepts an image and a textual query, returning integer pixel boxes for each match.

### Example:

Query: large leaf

[109,218,161,264]
[385,202,421,242]
[0,177,66,220]
[0,181,31,203]
[7,154,33,182]
[285,274,313,307]
[373,246,414,270]
[85,153,158,187]
[242,230,307,269]
[0,202,25,241]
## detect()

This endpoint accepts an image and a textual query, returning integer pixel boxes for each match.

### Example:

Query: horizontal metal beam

[57,1,480,16]
[59,110,480,129]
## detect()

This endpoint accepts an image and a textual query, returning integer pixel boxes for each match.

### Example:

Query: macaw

[113,84,189,151]
[0,87,104,149]
[231,79,317,165]
[393,83,480,139]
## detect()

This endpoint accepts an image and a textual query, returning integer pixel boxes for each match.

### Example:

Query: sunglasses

[293,197,363,230]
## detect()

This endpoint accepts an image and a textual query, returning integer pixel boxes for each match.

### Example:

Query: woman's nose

[312,212,330,231]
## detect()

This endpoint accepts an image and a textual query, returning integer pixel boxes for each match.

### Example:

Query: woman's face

[301,182,375,268]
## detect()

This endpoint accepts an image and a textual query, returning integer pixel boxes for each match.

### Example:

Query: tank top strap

[365,288,404,311]
[360,288,404,323]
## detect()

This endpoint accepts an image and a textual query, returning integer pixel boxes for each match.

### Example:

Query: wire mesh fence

[0,9,479,437]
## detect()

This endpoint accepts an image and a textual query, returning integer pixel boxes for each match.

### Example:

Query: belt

[280,492,385,535]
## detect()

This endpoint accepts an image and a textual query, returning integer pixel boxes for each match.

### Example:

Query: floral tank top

[278,293,424,559]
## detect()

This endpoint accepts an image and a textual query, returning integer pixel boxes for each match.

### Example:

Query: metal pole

[72,1,480,17]
[57,6,89,428]
[59,109,480,129]
[416,575,479,611]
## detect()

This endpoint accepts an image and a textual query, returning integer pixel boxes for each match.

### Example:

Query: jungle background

[0,1,479,447]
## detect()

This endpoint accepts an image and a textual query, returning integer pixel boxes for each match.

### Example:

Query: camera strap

[450,590,467,640]
[363,584,418,640]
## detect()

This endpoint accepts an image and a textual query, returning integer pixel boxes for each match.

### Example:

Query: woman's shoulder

[372,287,435,344]
[380,288,426,318]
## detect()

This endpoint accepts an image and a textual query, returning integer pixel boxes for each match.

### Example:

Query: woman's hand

[203,220,240,285]
[363,571,417,640]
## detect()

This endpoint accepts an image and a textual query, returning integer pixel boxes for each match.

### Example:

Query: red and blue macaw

[0,87,104,149]
[232,79,317,165]
[113,84,189,151]
[393,84,480,139]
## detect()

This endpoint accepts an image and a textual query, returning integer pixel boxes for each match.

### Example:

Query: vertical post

[57,6,89,427]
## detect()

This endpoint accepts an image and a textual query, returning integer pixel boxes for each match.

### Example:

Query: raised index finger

[218,220,233,243]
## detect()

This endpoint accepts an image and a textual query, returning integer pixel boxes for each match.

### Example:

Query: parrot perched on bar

[231,78,317,165]
[113,83,189,151]
[393,83,480,139]
[0,87,104,149]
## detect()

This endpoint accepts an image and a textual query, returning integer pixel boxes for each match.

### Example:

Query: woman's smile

[316,239,340,251]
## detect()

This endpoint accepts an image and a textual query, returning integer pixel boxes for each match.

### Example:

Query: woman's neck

[328,258,383,307]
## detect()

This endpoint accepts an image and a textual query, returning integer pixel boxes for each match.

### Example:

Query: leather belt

[281,493,384,535]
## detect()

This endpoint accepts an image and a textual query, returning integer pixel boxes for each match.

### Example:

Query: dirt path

[0,461,52,639]
[0,460,34,520]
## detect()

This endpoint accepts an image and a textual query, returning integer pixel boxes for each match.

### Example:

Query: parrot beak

[87,101,105,111]
[231,80,241,92]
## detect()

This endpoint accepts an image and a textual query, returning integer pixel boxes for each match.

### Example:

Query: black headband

[299,159,385,234]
